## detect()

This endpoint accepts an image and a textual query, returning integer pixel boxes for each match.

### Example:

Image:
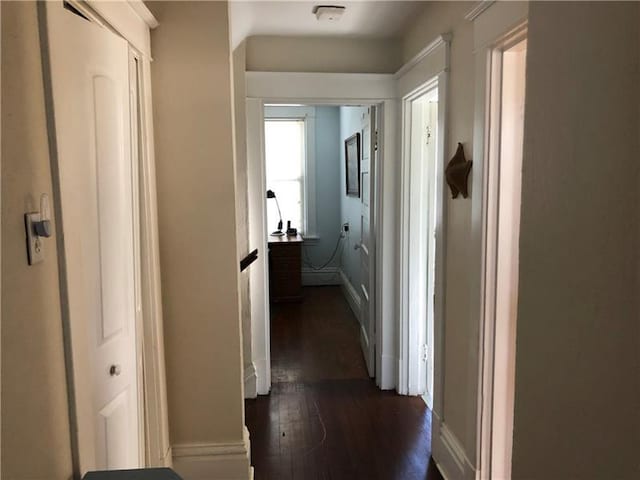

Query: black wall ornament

[445,143,472,199]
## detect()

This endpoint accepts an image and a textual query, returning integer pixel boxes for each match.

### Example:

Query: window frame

[264,105,317,238]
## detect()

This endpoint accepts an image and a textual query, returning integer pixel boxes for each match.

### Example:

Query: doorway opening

[246,98,442,478]
[480,34,528,480]
[262,104,377,378]
[399,74,447,420]
[401,85,439,406]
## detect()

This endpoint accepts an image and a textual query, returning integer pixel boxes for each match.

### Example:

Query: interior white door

[405,90,438,399]
[423,99,438,408]
[359,107,376,377]
[44,1,140,470]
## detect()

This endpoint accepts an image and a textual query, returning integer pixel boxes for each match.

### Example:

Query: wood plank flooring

[245,286,443,480]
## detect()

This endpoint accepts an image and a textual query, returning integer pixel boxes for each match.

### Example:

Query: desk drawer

[269,242,302,302]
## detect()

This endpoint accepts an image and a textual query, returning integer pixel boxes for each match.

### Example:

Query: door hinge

[374,130,379,151]
[421,344,428,362]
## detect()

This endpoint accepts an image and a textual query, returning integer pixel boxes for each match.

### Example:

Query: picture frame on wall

[345,132,361,197]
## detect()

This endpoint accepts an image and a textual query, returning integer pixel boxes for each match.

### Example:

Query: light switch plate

[25,212,44,265]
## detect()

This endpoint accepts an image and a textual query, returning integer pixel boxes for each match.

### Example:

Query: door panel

[94,75,131,343]
[359,107,376,377]
[44,1,140,471]
[98,391,132,468]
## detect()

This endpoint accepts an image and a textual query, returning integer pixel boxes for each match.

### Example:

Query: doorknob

[109,365,122,377]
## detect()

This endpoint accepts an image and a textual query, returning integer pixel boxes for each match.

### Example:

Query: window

[264,106,316,237]
[265,119,305,233]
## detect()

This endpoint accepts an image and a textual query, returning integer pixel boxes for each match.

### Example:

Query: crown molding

[394,33,452,79]
[465,1,496,21]
[128,0,158,29]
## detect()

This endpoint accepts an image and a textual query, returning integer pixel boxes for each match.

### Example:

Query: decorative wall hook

[445,143,472,199]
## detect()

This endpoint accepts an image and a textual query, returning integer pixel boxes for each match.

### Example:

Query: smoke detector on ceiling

[313,5,346,22]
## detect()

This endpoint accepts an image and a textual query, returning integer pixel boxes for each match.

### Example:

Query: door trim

[398,77,443,399]
[474,24,528,480]
[246,72,397,391]
[468,2,529,479]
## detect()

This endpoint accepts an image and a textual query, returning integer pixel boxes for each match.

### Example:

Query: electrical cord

[302,230,345,271]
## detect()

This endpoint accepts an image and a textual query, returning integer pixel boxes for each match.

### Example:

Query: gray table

[83,468,182,480]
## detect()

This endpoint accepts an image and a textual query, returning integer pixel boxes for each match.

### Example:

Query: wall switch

[25,213,45,265]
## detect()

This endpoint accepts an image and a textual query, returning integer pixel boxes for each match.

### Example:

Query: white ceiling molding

[472,1,528,50]
[128,0,159,29]
[464,1,496,21]
[395,33,451,98]
[395,33,452,79]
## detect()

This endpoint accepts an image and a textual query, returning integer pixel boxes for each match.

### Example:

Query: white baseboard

[302,266,341,286]
[378,353,397,390]
[339,269,361,319]
[172,427,253,480]
[254,356,270,395]
[432,419,476,480]
[243,363,257,399]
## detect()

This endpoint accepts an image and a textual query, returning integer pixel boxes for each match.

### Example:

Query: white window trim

[264,105,317,237]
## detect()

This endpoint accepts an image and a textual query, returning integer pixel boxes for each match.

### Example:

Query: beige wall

[512,2,640,478]
[1,2,73,479]
[232,41,253,391]
[246,35,402,73]
[147,0,246,446]
[402,0,479,459]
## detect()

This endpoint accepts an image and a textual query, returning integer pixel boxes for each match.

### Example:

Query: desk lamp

[266,189,284,236]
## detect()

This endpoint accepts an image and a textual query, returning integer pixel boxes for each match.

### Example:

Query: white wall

[148,2,250,477]
[1,2,74,478]
[246,36,402,74]
[512,2,640,478]
[402,0,478,459]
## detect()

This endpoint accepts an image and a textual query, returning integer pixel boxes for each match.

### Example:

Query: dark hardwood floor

[245,286,443,480]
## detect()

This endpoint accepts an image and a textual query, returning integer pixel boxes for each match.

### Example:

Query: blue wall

[303,106,342,267]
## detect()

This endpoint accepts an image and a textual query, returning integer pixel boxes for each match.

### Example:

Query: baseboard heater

[240,248,259,272]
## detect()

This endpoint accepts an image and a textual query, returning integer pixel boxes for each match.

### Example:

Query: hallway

[245,287,443,480]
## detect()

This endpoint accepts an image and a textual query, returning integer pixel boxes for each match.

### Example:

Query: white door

[423,99,438,407]
[359,107,376,377]
[404,88,438,400]
[44,2,141,470]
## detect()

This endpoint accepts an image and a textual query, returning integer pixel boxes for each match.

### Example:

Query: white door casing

[359,106,376,377]
[42,1,141,472]
[245,72,397,390]
[468,3,529,479]
[401,85,439,398]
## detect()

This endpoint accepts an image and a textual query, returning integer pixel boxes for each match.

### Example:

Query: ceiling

[229,1,427,49]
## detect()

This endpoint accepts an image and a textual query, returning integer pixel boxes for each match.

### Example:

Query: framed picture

[345,132,361,197]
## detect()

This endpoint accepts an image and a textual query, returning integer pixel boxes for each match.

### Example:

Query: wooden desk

[268,234,303,303]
